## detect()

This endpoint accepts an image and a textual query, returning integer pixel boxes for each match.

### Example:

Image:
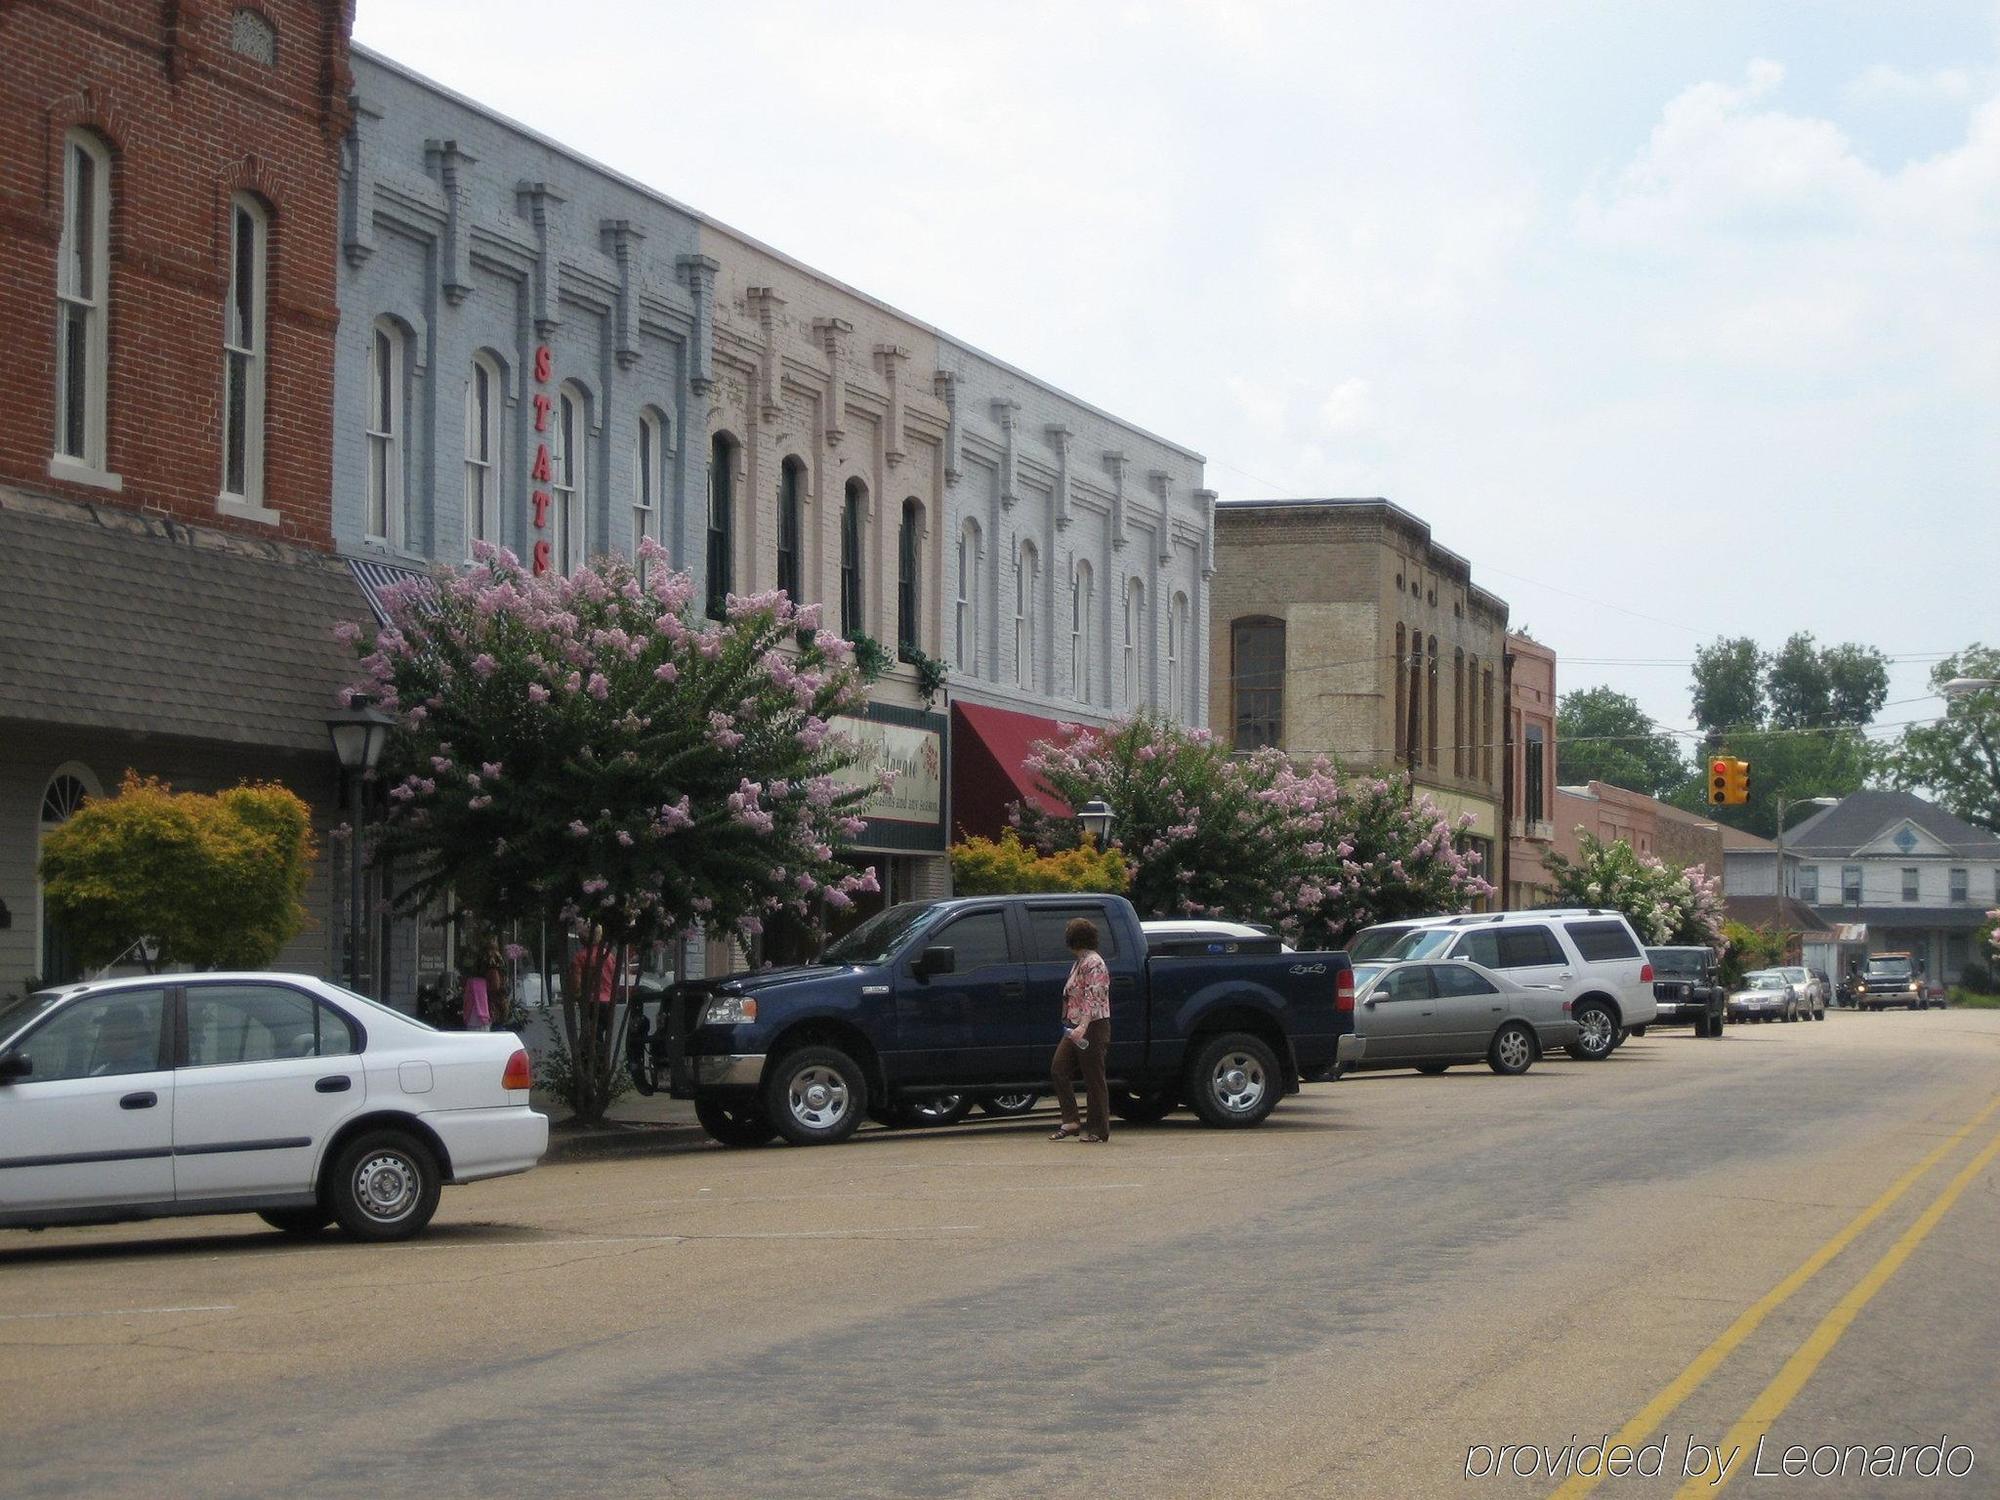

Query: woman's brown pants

[1051,1019,1111,1138]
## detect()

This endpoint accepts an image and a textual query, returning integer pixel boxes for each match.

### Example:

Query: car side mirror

[915,946,956,980]
[0,1051,30,1083]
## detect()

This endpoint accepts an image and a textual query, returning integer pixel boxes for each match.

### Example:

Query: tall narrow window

[553,384,586,575]
[706,434,736,618]
[1407,630,1424,766]
[1524,723,1546,822]
[221,194,267,505]
[55,131,111,471]
[1123,579,1146,707]
[955,519,980,672]
[1394,624,1407,757]
[1169,592,1190,720]
[840,479,865,638]
[1427,634,1440,769]
[777,457,805,604]
[1070,560,1094,701]
[1232,617,1285,751]
[1453,649,1466,776]
[634,408,666,563]
[1014,542,1039,690]
[898,499,922,657]
[464,354,500,557]
[365,320,404,545]
[1482,667,1495,784]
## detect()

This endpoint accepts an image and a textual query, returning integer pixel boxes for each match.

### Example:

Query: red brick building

[1,1,364,989]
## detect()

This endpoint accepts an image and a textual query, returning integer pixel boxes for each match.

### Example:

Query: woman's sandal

[1050,1126,1080,1141]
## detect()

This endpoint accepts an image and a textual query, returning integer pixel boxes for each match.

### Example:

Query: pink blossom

[587,672,610,701]
[471,653,498,679]
[527,683,550,705]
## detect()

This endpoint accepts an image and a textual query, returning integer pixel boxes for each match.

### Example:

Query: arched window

[777,457,806,604]
[1014,540,1039,690]
[955,518,981,673]
[552,383,588,575]
[464,352,502,558]
[1231,617,1284,751]
[840,478,866,638]
[706,433,736,617]
[37,765,100,986]
[221,193,268,506]
[55,130,111,473]
[634,407,667,562]
[1169,591,1190,721]
[365,318,406,546]
[1070,559,1094,702]
[1123,578,1147,708]
[897,499,922,657]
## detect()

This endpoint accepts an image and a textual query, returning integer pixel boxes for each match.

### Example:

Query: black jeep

[1645,946,1726,1038]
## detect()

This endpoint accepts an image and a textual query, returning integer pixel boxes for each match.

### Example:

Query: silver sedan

[1347,958,1580,1076]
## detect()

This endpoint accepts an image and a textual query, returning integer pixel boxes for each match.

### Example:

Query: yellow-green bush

[950,830,1130,896]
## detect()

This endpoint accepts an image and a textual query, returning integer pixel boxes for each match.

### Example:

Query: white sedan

[0,972,547,1241]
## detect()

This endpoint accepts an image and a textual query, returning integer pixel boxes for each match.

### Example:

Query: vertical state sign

[831,715,943,826]
[528,344,554,575]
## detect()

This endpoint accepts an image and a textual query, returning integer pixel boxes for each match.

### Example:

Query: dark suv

[1645,947,1726,1037]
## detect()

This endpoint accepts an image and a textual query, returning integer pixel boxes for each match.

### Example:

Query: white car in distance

[0,973,548,1241]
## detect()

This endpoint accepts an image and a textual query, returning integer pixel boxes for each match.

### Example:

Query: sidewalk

[533,1086,713,1162]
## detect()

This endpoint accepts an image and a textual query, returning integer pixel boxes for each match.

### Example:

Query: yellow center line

[1549,1091,2000,1500]
[1677,1122,2000,1498]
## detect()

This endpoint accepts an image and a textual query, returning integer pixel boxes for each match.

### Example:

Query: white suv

[1350,910,1657,1061]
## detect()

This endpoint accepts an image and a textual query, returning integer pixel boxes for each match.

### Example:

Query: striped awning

[348,557,439,626]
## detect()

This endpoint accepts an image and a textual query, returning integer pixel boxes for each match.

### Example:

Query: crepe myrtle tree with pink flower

[1541,831,1727,948]
[1013,715,1489,948]
[338,540,879,1122]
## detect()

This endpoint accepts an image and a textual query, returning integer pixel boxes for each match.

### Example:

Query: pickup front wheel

[1186,1033,1282,1129]
[764,1046,869,1146]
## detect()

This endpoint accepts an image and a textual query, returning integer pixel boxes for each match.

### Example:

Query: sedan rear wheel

[328,1130,441,1243]
[1488,1022,1535,1076]
[898,1094,974,1127]
[978,1092,1040,1118]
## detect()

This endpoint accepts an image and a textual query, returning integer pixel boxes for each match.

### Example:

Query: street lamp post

[326,700,396,994]
[1942,677,2000,700]
[1076,799,1114,848]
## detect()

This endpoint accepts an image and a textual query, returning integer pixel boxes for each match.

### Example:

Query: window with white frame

[1070,559,1093,702]
[1950,867,1968,904]
[1014,541,1038,691]
[1901,866,1919,902]
[1168,591,1190,719]
[955,519,980,673]
[552,383,586,575]
[1842,864,1862,905]
[221,194,267,506]
[463,353,501,557]
[55,130,111,472]
[634,408,666,562]
[365,319,405,546]
[1799,864,1819,904]
[1123,578,1146,707]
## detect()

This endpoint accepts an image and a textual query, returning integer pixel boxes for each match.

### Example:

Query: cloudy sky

[356,1,1998,751]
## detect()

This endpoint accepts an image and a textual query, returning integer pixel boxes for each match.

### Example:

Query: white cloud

[1845,63,1977,106]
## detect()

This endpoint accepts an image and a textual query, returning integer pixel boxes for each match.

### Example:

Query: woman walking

[1051,916,1112,1142]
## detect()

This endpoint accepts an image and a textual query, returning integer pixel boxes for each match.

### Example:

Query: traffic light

[1707,756,1750,806]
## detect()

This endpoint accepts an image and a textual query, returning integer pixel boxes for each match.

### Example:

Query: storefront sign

[529,343,553,576]
[831,715,943,826]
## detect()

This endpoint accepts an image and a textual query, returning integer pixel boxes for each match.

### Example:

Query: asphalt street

[3,1008,1998,1499]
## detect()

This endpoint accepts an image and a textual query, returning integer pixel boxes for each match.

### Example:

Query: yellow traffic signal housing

[1707,756,1751,805]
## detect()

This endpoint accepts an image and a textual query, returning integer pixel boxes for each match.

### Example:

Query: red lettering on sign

[532,392,553,431]
[531,445,552,483]
[533,345,553,384]
[532,489,551,528]
[532,539,551,575]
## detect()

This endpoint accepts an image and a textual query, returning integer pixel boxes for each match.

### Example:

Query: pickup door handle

[315,1075,353,1094]
[119,1091,157,1110]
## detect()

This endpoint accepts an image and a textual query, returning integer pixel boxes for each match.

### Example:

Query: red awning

[950,700,1074,842]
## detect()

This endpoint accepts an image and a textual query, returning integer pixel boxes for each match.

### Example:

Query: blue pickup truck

[634,893,1360,1147]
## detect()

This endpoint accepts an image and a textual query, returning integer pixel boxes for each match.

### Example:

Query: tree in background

[1016,715,1488,948]
[1718,920,1787,988]
[1766,633,1889,730]
[1890,646,2000,836]
[1554,686,1688,799]
[38,773,316,973]
[344,541,876,1122]
[1691,636,1767,734]
[1540,831,1725,948]
[950,831,1130,896]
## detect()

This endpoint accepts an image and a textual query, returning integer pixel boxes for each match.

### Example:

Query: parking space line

[0,1304,236,1322]
[406,1225,983,1251]
[1549,1090,2000,1499]
[1676,1121,2000,1497]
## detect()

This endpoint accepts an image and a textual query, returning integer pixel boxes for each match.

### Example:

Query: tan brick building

[1503,631,1558,907]
[1208,498,1509,884]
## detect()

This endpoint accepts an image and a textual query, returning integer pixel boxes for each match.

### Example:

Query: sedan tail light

[1335,967,1355,1014]
[502,1048,532,1091]
[1639,963,1654,983]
